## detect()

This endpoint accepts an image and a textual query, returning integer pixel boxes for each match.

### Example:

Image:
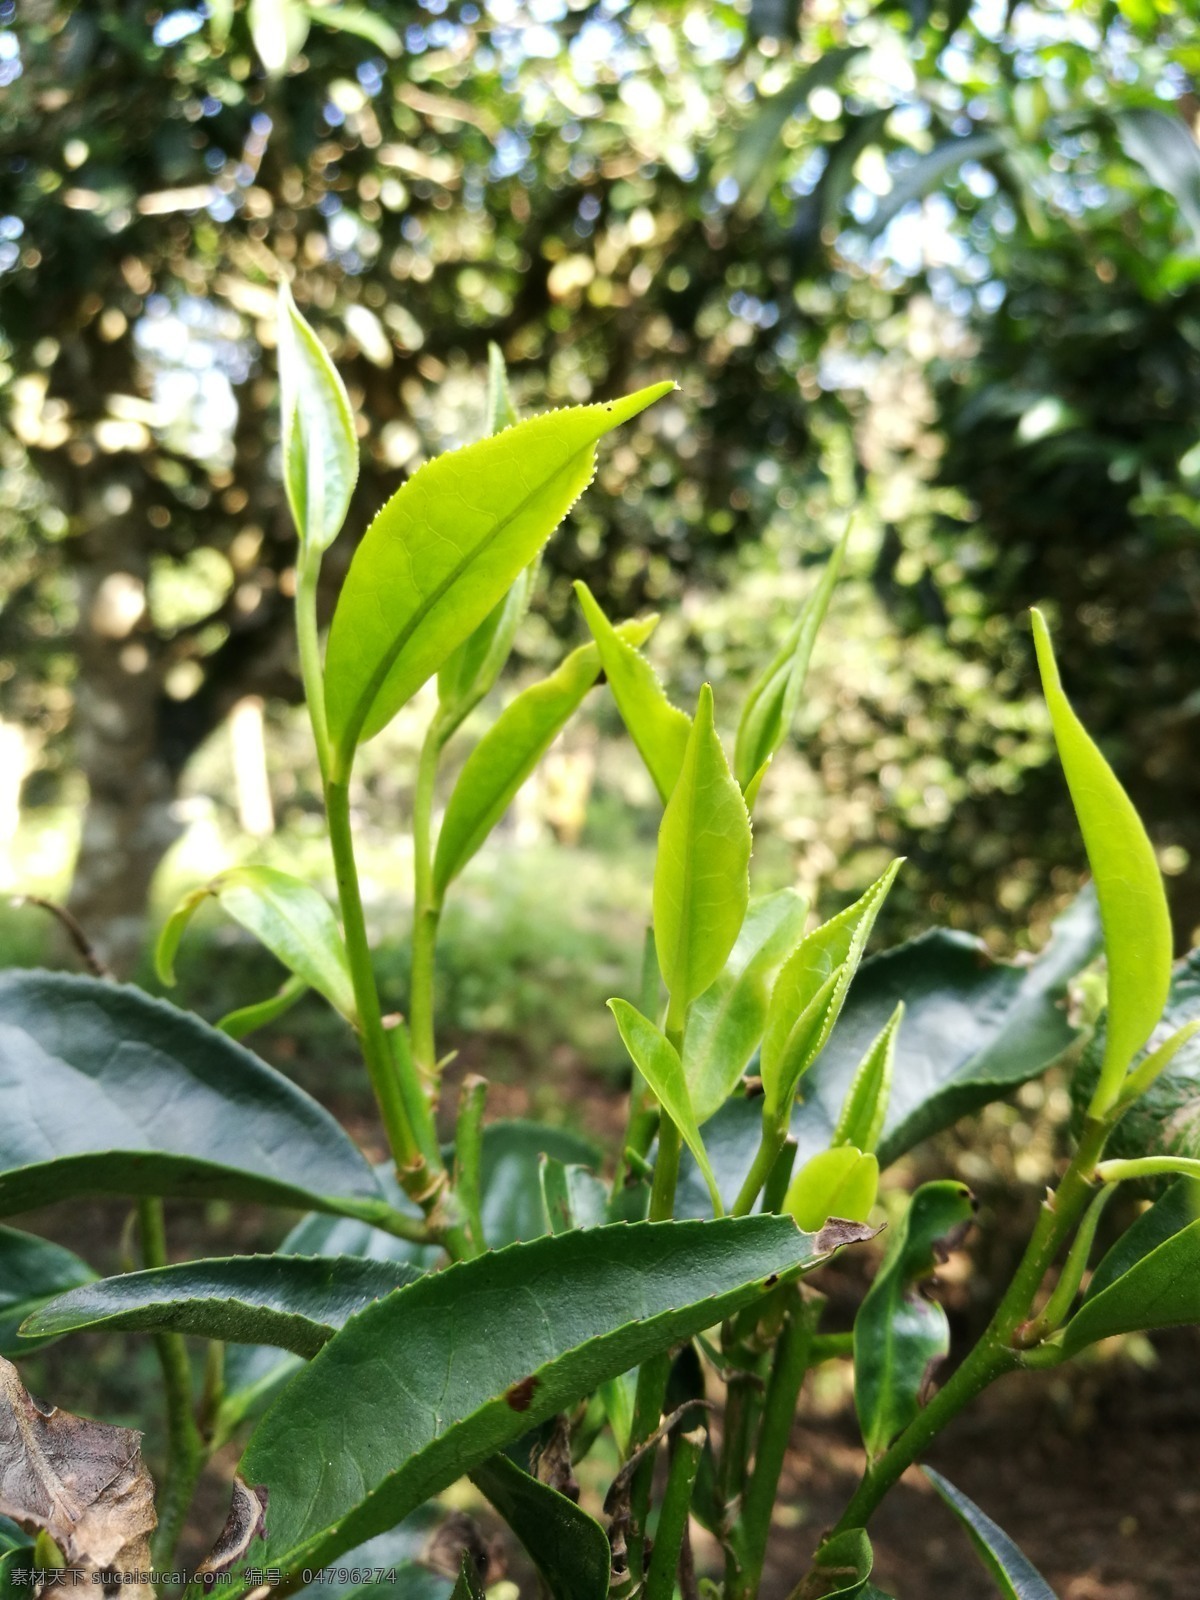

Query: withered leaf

[0,1355,156,1596]
[196,1476,268,1577]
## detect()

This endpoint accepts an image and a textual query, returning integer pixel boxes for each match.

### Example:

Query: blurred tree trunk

[66,472,181,976]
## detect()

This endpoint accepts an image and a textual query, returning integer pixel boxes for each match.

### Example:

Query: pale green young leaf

[157,867,355,1022]
[683,888,809,1124]
[607,999,724,1216]
[486,342,518,434]
[854,1181,974,1459]
[653,684,753,1018]
[277,284,358,552]
[833,1002,904,1153]
[761,860,902,1123]
[435,565,535,741]
[325,383,673,763]
[574,580,692,803]
[434,345,529,735]
[433,619,654,899]
[925,1469,1059,1600]
[217,975,309,1040]
[1031,609,1171,1110]
[734,527,847,790]
[784,1146,878,1232]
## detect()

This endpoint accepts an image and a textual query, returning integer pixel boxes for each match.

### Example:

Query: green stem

[732,1119,785,1218]
[326,771,448,1214]
[644,1426,706,1600]
[821,1116,1112,1544]
[730,1291,822,1600]
[296,553,330,785]
[409,721,443,1079]
[454,1074,488,1257]
[1027,1182,1115,1341]
[140,1200,205,1572]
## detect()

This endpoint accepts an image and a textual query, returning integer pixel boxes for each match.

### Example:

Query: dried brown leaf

[0,1355,156,1596]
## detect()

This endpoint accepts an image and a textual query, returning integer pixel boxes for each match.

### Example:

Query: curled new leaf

[325,383,673,761]
[433,619,654,899]
[653,683,752,1021]
[761,860,901,1125]
[853,1180,974,1459]
[574,581,692,803]
[157,865,356,1023]
[608,999,724,1216]
[278,283,358,552]
[1031,609,1171,1112]
[784,1146,878,1232]
[833,1002,903,1154]
[734,525,846,791]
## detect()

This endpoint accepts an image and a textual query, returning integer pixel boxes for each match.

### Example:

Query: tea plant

[1,292,1198,1600]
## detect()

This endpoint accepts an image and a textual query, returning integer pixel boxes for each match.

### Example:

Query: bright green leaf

[277,283,358,552]
[21,1255,421,1360]
[1031,609,1171,1111]
[0,971,382,1216]
[435,568,534,742]
[683,888,810,1124]
[486,341,518,434]
[761,861,901,1124]
[470,1454,609,1600]
[0,1228,95,1357]
[158,866,355,1021]
[193,1215,859,1595]
[433,620,654,899]
[574,580,692,803]
[734,527,846,790]
[325,383,673,761]
[925,1468,1059,1599]
[833,1002,904,1154]
[653,684,752,1018]
[854,1180,974,1459]
[218,975,309,1040]
[608,999,724,1216]
[785,1146,878,1232]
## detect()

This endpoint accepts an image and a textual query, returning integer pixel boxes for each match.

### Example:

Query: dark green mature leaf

[925,1468,1059,1599]
[218,1123,600,1432]
[277,283,358,552]
[325,384,672,759]
[608,1000,723,1214]
[470,1454,609,1600]
[1076,950,1200,1167]
[1032,610,1171,1111]
[22,1255,421,1359]
[295,1510,451,1600]
[574,581,691,803]
[433,619,653,898]
[0,1229,94,1357]
[1062,1178,1200,1354]
[199,1216,863,1594]
[0,1545,35,1590]
[157,866,355,1021]
[854,1182,974,1459]
[733,529,845,790]
[450,1554,485,1600]
[654,684,752,1017]
[683,888,809,1125]
[0,971,382,1215]
[867,132,1004,237]
[1117,107,1200,247]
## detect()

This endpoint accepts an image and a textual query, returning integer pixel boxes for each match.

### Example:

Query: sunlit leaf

[1031,609,1171,1110]
[653,683,752,1017]
[277,283,358,553]
[325,384,672,761]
